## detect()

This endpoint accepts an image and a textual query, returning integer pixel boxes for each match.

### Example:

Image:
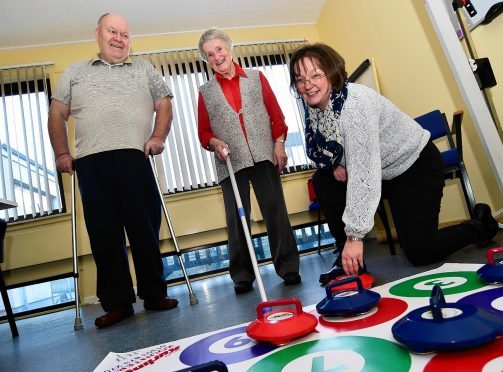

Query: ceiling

[0,0,327,50]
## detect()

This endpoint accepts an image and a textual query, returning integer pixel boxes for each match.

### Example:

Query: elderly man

[48,13,177,328]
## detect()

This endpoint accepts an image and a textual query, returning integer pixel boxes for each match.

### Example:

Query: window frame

[0,63,63,222]
[137,40,314,195]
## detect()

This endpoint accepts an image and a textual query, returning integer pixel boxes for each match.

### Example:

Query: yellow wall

[1,24,321,302]
[316,0,503,222]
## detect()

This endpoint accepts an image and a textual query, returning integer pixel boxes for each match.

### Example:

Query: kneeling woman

[289,43,498,278]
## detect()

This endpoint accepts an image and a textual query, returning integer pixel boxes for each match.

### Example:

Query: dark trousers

[313,142,482,265]
[220,161,300,283]
[76,149,166,311]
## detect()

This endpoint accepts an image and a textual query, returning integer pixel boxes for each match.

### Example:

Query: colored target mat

[94,263,503,371]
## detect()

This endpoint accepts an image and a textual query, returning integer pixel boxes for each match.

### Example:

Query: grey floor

[1,230,502,372]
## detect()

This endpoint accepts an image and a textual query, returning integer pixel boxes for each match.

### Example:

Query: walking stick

[149,156,198,305]
[71,170,83,330]
[223,150,267,302]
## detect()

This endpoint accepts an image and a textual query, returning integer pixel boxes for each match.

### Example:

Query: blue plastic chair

[308,178,323,253]
[414,109,476,216]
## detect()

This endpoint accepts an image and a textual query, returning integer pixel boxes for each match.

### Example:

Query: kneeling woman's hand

[333,164,347,182]
[341,241,364,276]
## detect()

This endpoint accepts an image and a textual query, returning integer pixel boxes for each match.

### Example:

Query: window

[0,275,75,320]
[0,224,334,318]
[138,40,312,194]
[0,63,62,222]
[162,223,334,281]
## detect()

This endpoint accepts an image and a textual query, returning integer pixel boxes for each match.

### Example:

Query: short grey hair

[97,13,110,25]
[198,28,234,62]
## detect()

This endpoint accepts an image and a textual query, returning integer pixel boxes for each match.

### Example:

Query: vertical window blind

[138,40,312,194]
[0,62,62,221]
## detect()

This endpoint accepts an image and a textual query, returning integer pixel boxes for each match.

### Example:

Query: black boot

[319,247,343,285]
[473,203,499,245]
[319,267,344,286]
[461,220,486,246]
[319,252,368,285]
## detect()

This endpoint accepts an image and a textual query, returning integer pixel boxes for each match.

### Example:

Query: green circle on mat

[389,271,484,297]
[247,336,410,372]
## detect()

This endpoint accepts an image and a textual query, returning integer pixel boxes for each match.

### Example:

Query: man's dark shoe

[95,306,134,328]
[473,203,499,244]
[283,272,302,285]
[234,281,253,295]
[144,297,178,311]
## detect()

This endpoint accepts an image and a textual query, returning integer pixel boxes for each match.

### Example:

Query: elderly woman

[289,43,499,281]
[197,28,301,294]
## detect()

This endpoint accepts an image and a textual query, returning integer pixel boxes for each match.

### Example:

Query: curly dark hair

[289,43,347,94]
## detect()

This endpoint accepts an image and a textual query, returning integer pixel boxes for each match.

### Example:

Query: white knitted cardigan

[328,83,430,238]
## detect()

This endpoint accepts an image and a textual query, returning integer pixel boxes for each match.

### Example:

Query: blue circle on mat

[458,287,503,315]
[179,326,276,366]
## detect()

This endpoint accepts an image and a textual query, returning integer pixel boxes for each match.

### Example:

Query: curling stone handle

[486,247,503,264]
[325,276,363,299]
[429,285,446,322]
[256,298,302,319]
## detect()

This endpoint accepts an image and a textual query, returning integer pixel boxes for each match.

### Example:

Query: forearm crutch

[149,156,198,305]
[71,171,83,330]
[224,151,267,302]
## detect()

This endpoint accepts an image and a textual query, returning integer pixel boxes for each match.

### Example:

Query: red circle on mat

[327,273,375,291]
[313,297,408,332]
[424,337,503,371]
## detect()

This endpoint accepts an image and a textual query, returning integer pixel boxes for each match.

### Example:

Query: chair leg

[458,162,477,218]
[317,208,322,254]
[0,266,18,337]
[377,200,396,256]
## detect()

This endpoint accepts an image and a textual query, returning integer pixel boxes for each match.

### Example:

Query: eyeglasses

[106,28,129,40]
[295,73,326,88]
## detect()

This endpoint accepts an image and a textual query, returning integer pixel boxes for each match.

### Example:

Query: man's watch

[275,138,285,143]
[347,236,363,243]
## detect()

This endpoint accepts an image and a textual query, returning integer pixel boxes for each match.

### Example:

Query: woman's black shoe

[319,261,368,286]
[319,266,345,286]
[283,272,302,285]
[234,281,253,294]
[319,254,343,285]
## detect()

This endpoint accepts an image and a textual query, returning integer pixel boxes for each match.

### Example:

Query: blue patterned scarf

[304,79,348,169]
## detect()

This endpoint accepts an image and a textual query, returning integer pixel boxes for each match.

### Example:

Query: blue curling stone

[477,247,503,284]
[392,285,503,353]
[316,276,381,317]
